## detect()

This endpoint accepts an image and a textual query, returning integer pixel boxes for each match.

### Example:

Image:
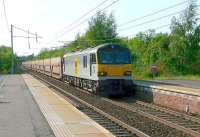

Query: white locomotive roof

[63,43,111,57]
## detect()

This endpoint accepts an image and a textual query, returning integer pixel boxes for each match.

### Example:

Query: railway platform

[138,79,200,89]
[0,75,55,137]
[134,80,200,114]
[0,74,114,137]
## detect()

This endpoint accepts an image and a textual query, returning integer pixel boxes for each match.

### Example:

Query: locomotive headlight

[98,71,107,76]
[124,71,132,76]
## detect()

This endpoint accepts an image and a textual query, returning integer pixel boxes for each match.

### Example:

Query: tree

[86,11,117,45]
[0,46,13,73]
[170,0,200,74]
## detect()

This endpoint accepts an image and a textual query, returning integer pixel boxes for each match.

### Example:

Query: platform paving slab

[134,80,200,96]
[23,74,114,137]
[149,80,200,89]
[0,75,55,137]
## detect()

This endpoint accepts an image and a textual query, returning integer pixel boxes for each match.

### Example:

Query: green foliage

[129,0,200,78]
[0,46,13,74]
[169,0,200,74]
[36,48,65,59]
[86,11,117,45]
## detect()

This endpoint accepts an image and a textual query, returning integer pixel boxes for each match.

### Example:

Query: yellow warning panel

[74,56,78,77]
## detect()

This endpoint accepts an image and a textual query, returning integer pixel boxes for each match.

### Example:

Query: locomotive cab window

[90,54,96,64]
[98,44,131,64]
[83,56,87,68]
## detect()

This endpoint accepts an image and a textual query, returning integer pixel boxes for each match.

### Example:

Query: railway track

[103,98,200,137]
[66,95,144,137]
[135,100,200,126]
[27,70,195,137]
[78,87,200,137]
[28,71,148,137]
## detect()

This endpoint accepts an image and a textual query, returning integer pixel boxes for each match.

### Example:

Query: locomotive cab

[96,44,133,96]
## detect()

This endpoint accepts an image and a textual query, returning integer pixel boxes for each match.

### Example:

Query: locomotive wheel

[91,86,97,94]
[91,82,100,94]
[79,81,83,88]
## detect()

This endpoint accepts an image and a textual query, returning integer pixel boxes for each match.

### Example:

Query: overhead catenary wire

[13,35,39,38]
[45,0,119,45]
[2,0,9,31]
[12,25,42,38]
[10,24,42,53]
[127,23,171,38]
[44,0,190,46]
[53,0,110,37]
[57,9,186,42]
[48,5,200,50]
[43,0,199,49]
[37,22,172,51]
[118,0,189,27]
[53,23,171,46]
[118,9,185,32]
[54,12,200,45]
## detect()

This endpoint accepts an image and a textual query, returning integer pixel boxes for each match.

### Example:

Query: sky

[0,0,199,56]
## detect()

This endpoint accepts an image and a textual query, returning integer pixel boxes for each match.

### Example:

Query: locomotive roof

[63,43,113,57]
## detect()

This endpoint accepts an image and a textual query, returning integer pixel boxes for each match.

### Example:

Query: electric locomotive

[63,43,133,95]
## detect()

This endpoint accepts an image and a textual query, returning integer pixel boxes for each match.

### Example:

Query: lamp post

[10,24,14,74]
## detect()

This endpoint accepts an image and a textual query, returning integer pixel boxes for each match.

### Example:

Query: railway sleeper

[84,112,101,115]
[98,121,116,125]
[175,120,195,124]
[102,123,121,127]
[117,135,136,137]
[103,126,125,132]
[147,111,167,115]
[142,109,162,112]
[189,127,200,130]
[184,125,200,128]
[89,116,105,120]
[153,113,171,117]
[163,118,185,121]
[167,119,190,124]
[139,108,155,111]
[93,119,112,122]
[177,122,196,126]
[103,125,122,129]
[157,116,180,120]
[84,113,101,116]
[109,131,132,135]
[106,130,131,135]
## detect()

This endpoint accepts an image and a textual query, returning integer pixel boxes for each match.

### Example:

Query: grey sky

[0,0,199,56]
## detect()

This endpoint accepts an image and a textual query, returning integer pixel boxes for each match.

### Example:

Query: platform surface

[0,75,55,137]
[134,80,200,97]
[23,74,114,137]
[141,80,200,89]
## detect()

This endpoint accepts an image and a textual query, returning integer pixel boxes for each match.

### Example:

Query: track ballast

[27,70,195,137]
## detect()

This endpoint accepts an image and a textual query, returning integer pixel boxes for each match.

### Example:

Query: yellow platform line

[23,76,74,137]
